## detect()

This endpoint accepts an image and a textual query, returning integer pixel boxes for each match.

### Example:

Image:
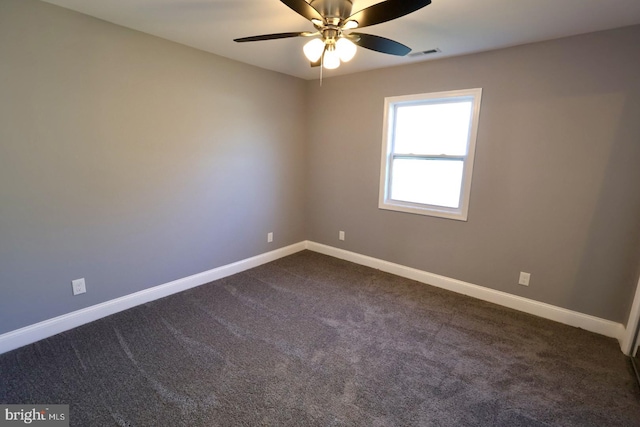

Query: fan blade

[347,0,431,29]
[350,33,411,56]
[280,0,323,22]
[234,32,315,42]
[310,58,321,67]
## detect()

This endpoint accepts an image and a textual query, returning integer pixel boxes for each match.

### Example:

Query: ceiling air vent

[408,48,441,57]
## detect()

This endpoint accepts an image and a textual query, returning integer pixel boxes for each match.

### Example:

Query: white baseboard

[0,240,628,356]
[0,242,306,355]
[305,241,626,345]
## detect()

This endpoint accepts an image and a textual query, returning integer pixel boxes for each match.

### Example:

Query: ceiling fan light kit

[234,0,432,71]
[303,36,356,68]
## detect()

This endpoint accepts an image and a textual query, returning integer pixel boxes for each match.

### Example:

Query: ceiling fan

[234,0,432,70]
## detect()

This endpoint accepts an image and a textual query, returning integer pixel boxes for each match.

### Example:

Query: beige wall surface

[306,25,640,323]
[0,0,307,334]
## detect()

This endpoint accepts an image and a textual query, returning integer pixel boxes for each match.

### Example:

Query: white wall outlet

[267,232,273,243]
[72,278,86,295]
[518,272,531,286]
[339,231,345,241]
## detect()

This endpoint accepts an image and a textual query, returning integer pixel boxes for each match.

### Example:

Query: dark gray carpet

[1,251,639,426]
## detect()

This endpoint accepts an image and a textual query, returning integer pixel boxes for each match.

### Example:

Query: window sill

[378,200,468,221]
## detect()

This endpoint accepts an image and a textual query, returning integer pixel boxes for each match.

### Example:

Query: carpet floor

[1,250,639,426]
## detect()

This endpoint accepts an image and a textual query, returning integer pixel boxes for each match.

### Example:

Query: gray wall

[306,25,640,323]
[0,0,307,334]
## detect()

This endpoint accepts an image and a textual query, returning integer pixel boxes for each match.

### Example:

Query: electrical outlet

[72,278,86,295]
[518,272,531,286]
[267,232,273,243]
[339,231,345,241]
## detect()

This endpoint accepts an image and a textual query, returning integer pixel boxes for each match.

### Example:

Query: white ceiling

[41,0,640,80]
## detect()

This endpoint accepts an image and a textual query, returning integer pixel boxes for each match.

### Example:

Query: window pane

[390,159,463,208]
[394,101,472,156]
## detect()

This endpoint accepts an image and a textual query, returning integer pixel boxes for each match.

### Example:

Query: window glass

[394,101,472,156]
[390,159,464,208]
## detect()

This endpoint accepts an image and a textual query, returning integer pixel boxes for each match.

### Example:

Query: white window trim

[378,88,482,221]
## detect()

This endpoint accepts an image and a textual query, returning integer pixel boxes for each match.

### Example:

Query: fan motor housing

[310,0,354,22]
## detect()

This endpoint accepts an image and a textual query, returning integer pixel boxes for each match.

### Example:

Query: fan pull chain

[320,48,324,86]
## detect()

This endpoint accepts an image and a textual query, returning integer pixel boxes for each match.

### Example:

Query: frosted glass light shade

[303,38,325,62]
[323,47,340,69]
[336,38,357,62]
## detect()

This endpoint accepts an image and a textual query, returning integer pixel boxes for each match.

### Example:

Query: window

[378,88,482,221]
